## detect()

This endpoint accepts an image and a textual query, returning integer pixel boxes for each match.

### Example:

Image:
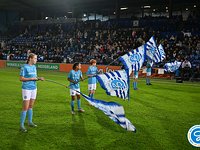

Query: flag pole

[104,57,120,68]
[70,57,121,84]
[45,79,81,93]
[45,79,68,88]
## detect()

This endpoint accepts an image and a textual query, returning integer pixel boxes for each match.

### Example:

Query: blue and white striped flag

[164,61,181,72]
[146,36,161,63]
[147,59,154,67]
[81,93,136,132]
[158,44,166,61]
[119,45,145,75]
[97,70,129,99]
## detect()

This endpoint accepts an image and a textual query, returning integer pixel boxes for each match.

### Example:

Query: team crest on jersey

[24,96,27,99]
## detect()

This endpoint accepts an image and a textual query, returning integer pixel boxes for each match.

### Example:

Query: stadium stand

[0,15,200,80]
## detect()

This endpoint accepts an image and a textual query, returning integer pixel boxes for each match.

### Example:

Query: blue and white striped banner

[97,70,129,99]
[158,44,166,61]
[146,36,161,63]
[164,61,181,72]
[119,45,145,75]
[81,93,136,132]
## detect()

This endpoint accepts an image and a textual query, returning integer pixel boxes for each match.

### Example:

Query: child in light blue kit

[68,63,84,115]
[87,59,98,98]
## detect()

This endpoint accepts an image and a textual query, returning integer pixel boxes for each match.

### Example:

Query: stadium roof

[0,0,199,16]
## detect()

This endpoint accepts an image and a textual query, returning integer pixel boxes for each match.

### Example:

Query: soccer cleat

[134,88,138,90]
[71,111,75,115]
[149,83,152,85]
[20,126,27,133]
[78,109,85,113]
[28,122,37,127]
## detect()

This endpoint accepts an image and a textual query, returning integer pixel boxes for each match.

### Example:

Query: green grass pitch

[0,67,199,150]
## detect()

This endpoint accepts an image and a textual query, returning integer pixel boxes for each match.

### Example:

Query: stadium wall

[0,60,6,68]
[2,61,121,73]
[1,61,171,78]
[5,61,60,70]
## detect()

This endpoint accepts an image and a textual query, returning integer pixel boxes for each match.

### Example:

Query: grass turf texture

[0,67,200,150]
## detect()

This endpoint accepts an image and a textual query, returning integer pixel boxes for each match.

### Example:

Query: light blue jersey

[134,71,138,77]
[20,64,37,90]
[87,66,98,84]
[68,70,82,89]
[146,63,152,73]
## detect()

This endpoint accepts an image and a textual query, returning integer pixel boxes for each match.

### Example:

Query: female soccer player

[87,59,98,98]
[68,63,84,115]
[19,53,44,132]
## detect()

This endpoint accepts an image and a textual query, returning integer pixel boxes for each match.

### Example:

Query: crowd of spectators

[0,16,200,80]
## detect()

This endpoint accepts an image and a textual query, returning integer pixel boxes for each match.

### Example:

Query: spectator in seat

[181,59,192,80]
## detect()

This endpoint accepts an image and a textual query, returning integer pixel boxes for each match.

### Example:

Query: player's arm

[67,71,77,84]
[80,72,84,81]
[87,68,94,77]
[19,66,37,81]
[87,74,96,78]
[19,76,38,81]
[80,76,84,81]
[87,74,94,77]
[19,66,44,81]
[67,78,77,84]
[96,68,99,75]
[88,71,98,77]
[37,77,45,81]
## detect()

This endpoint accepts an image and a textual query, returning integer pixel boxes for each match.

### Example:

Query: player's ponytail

[27,53,36,64]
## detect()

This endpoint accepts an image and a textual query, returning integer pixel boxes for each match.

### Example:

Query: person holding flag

[87,59,98,98]
[133,70,138,90]
[146,61,152,85]
[19,53,44,132]
[68,63,85,115]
